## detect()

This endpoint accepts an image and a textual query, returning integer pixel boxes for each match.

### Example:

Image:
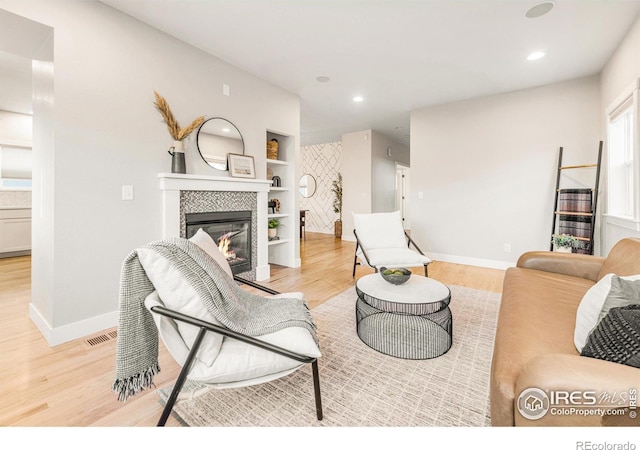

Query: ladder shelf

[550,142,602,255]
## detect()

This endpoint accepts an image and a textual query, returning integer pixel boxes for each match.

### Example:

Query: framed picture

[228,153,256,178]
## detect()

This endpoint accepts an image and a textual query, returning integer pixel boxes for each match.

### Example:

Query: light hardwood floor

[0,232,504,426]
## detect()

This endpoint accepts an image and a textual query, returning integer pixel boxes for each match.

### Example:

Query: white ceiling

[5,1,640,146]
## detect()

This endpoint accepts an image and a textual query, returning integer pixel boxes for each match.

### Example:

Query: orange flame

[217,233,236,259]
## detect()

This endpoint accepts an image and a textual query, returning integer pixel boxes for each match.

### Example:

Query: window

[608,102,634,218]
[606,80,639,223]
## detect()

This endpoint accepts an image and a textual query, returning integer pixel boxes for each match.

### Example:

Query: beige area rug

[157,284,501,427]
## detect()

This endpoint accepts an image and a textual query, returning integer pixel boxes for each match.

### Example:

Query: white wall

[600,14,640,253]
[0,110,31,145]
[340,129,411,241]
[410,75,601,269]
[0,0,300,345]
[341,130,372,241]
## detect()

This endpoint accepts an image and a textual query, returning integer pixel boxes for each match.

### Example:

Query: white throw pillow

[138,247,224,367]
[189,228,233,278]
[574,273,640,352]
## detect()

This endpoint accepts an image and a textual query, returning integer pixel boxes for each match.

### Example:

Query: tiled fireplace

[158,173,272,281]
[185,209,253,275]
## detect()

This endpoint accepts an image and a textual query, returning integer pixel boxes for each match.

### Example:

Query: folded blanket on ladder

[558,188,592,213]
[557,188,593,255]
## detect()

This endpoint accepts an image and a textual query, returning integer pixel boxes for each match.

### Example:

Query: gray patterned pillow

[596,276,640,323]
[581,305,640,368]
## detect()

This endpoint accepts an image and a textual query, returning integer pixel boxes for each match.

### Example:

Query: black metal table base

[355,296,452,360]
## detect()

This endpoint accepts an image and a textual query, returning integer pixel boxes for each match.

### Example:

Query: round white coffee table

[355,273,452,359]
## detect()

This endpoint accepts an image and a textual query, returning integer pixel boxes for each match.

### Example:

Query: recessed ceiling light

[353,96,364,102]
[316,76,330,83]
[525,2,555,19]
[527,51,545,61]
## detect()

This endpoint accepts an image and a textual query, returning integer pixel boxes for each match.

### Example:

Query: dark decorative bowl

[380,267,411,285]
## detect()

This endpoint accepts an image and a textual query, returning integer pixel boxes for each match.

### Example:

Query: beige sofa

[490,237,640,426]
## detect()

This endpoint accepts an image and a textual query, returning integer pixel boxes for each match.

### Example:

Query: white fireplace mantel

[158,172,272,193]
[158,173,272,280]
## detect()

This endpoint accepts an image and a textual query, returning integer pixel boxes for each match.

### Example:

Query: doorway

[0,8,54,338]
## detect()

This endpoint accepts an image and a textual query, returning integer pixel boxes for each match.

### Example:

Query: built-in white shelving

[266,158,288,166]
[266,130,297,269]
[267,238,290,246]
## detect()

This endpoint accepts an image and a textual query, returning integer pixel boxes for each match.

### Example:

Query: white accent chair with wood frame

[352,210,431,277]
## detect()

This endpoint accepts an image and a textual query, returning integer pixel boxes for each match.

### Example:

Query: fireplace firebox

[185,210,252,275]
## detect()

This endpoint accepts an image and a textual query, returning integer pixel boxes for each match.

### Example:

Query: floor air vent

[84,329,117,347]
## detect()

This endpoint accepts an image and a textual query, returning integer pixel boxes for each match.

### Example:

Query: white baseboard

[427,252,515,271]
[305,229,333,235]
[29,302,118,347]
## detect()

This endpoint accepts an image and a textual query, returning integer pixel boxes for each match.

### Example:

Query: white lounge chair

[352,210,431,277]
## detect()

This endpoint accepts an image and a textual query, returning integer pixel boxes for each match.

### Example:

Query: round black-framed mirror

[196,117,244,171]
[299,174,317,198]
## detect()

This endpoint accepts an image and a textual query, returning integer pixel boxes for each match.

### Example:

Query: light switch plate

[122,185,134,200]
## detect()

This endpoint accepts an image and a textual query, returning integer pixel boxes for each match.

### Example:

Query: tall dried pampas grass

[153,91,204,141]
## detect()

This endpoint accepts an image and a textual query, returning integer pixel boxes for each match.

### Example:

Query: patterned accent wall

[300,141,342,234]
[180,190,257,280]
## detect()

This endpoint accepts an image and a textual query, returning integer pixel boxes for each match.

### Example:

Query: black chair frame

[352,229,429,277]
[151,275,323,426]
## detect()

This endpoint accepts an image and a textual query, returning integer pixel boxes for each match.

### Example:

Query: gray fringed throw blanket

[112,238,317,402]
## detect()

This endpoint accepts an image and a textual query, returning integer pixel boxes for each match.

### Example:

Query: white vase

[268,228,277,239]
[171,140,184,153]
[554,246,572,253]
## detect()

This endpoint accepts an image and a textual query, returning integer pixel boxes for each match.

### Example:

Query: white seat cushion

[353,211,430,269]
[145,291,321,388]
[136,230,235,367]
[200,324,320,386]
[138,247,224,367]
[360,247,431,268]
[353,211,407,250]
